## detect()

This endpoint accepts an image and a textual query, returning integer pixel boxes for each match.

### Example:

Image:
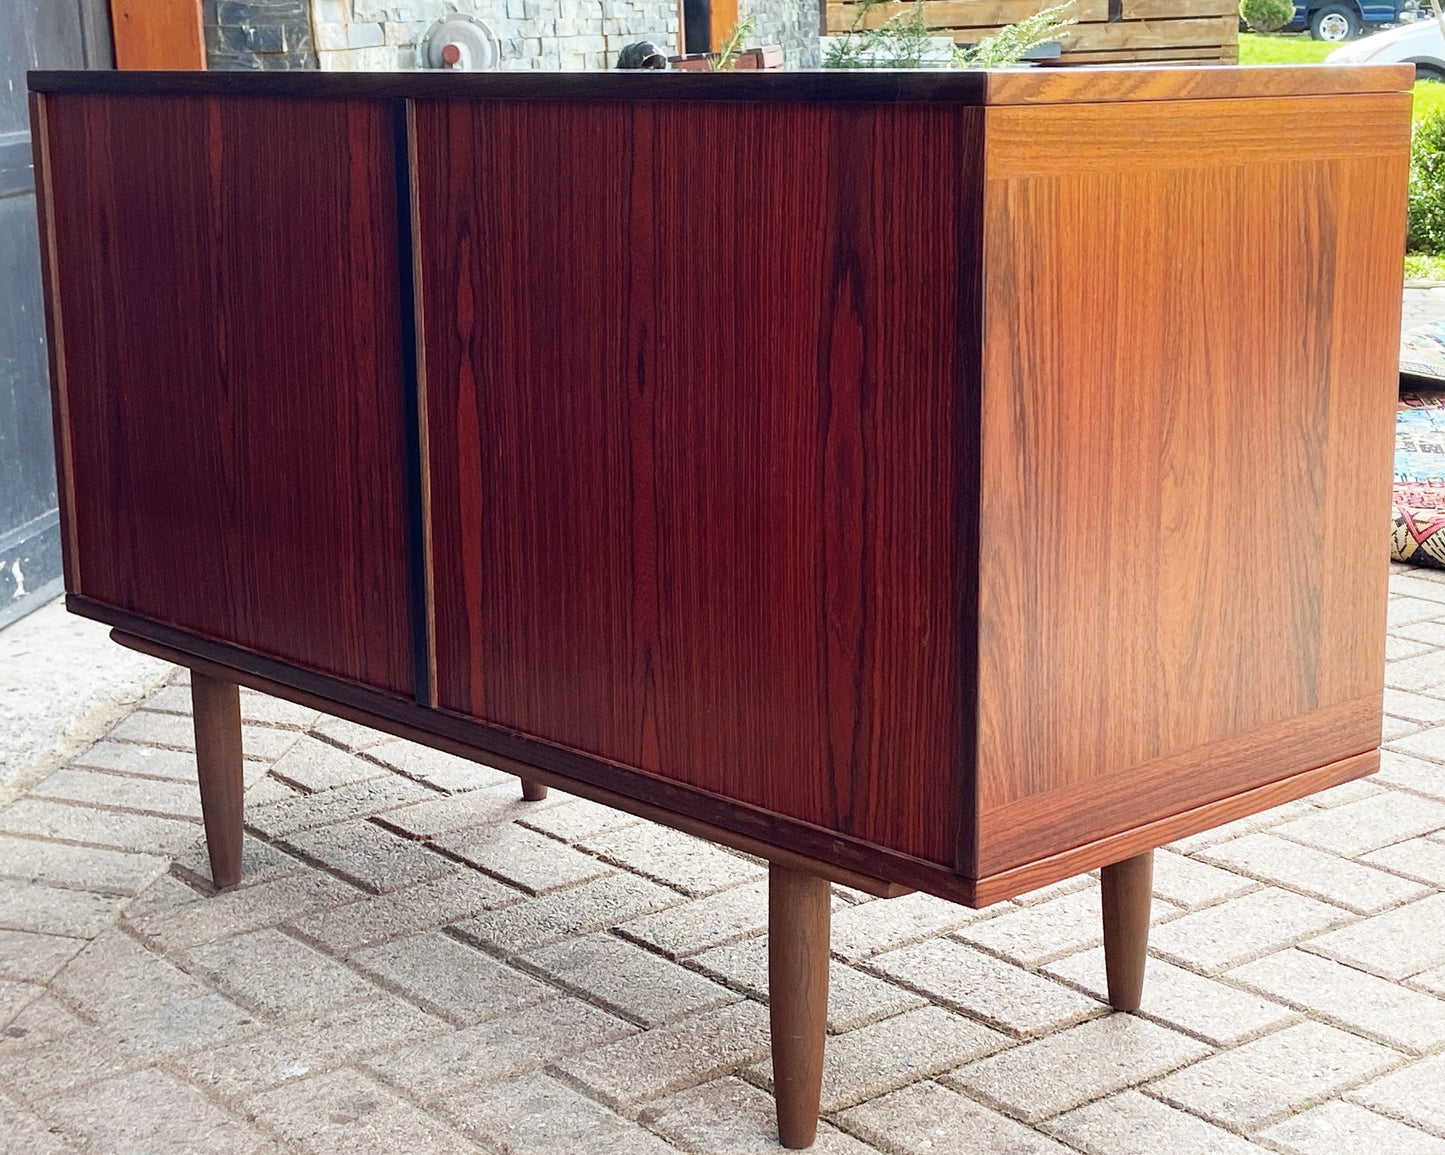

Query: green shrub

[1411,110,1445,254]
[1239,0,1293,33]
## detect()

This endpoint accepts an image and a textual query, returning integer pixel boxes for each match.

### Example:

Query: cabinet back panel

[40,94,415,695]
[413,99,983,864]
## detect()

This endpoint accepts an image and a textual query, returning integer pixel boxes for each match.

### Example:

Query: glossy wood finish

[978,697,1380,878]
[28,64,1411,102]
[104,614,1378,907]
[28,68,991,101]
[984,92,1412,176]
[107,625,912,899]
[37,93,416,695]
[768,865,830,1149]
[972,92,1408,878]
[1101,851,1153,1012]
[191,672,244,889]
[984,62,1414,104]
[412,99,983,866]
[29,92,79,595]
[971,750,1376,906]
[35,76,1410,1151]
[32,68,1408,910]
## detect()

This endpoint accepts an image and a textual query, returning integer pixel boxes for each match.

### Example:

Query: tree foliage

[1411,110,1445,254]
[1239,0,1294,34]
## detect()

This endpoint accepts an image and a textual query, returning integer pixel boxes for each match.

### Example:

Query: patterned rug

[1394,386,1445,570]
[1393,322,1445,569]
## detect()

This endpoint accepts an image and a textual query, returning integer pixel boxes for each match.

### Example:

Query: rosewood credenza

[28,64,1412,1148]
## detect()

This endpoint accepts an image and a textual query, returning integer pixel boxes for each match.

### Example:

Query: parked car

[1289,0,1419,41]
[1327,15,1445,77]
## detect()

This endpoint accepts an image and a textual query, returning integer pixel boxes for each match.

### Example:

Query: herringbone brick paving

[0,566,1443,1153]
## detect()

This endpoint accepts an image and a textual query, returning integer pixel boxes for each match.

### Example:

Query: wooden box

[28,64,1411,1147]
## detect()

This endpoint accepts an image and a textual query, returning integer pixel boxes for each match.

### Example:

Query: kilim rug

[1395,323,1445,568]
[1394,388,1445,569]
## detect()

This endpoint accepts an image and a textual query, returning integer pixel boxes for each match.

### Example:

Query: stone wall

[742,0,819,68]
[204,0,317,69]
[311,0,676,71]
[204,0,818,72]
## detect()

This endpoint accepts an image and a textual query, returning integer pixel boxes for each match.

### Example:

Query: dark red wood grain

[413,100,984,865]
[32,74,1407,903]
[40,93,415,694]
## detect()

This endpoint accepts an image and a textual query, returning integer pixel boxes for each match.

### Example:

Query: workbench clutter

[27,64,1409,1148]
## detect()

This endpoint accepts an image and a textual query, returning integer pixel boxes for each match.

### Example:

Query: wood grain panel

[36,67,1409,106]
[1065,14,1238,51]
[981,694,1380,871]
[109,0,206,70]
[823,0,1237,61]
[40,94,415,694]
[826,0,1108,30]
[827,9,1234,52]
[29,69,990,104]
[1061,45,1240,64]
[974,94,1407,875]
[414,99,983,864]
[1123,0,1237,17]
[986,94,1410,178]
[29,93,80,594]
[972,749,1378,905]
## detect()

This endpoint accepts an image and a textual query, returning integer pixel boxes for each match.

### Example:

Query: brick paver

[0,564,1443,1151]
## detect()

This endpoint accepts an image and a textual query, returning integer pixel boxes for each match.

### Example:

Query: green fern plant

[824,0,929,68]
[711,15,759,70]
[953,4,1076,67]
[1238,0,1293,33]
[824,0,1075,70]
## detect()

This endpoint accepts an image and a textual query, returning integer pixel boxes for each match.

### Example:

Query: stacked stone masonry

[0,562,1443,1151]
[207,0,821,73]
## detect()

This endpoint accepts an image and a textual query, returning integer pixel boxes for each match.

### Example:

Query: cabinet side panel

[44,94,414,695]
[416,100,981,864]
[975,95,1407,875]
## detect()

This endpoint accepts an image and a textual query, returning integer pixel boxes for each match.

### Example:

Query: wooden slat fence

[823,0,1240,65]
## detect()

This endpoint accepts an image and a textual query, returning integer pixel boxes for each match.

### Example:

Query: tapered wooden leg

[190,672,244,890]
[1101,849,1153,1012]
[520,778,548,801]
[769,863,829,1150]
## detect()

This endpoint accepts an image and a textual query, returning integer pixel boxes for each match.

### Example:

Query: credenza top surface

[28,63,1414,105]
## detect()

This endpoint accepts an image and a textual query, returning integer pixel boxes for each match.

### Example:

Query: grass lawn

[1238,32,1445,120]
[1417,78,1445,119]
[1238,33,1443,121]
[1236,32,1338,65]
[1407,253,1445,280]
[1241,32,1445,277]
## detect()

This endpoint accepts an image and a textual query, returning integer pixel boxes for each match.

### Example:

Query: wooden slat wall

[824,0,1239,65]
